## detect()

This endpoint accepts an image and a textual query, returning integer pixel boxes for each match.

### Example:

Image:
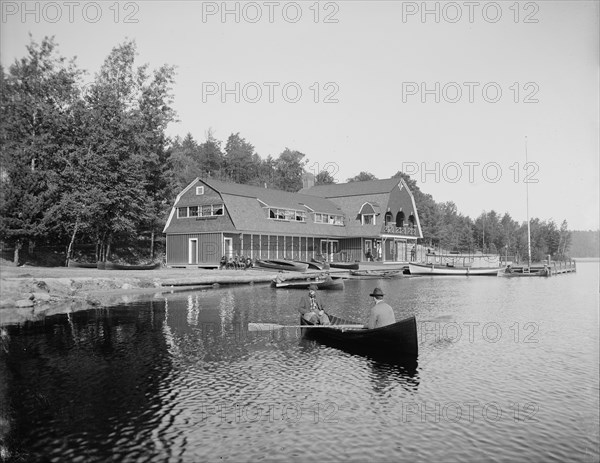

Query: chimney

[302,172,315,189]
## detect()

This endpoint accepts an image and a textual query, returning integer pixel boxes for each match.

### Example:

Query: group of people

[297,284,396,329]
[219,254,253,270]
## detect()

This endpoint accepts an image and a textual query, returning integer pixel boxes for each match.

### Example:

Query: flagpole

[525,136,532,267]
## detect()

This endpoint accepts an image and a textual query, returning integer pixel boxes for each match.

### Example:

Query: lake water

[1,262,599,462]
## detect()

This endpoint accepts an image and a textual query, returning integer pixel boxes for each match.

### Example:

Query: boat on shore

[256,259,308,272]
[297,260,328,270]
[102,261,161,270]
[310,258,358,270]
[271,276,344,290]
[408,262,500,276]
[301,314,418,357]
[67,261,97,269]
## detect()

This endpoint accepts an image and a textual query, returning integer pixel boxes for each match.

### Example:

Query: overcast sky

[2,1,598,230]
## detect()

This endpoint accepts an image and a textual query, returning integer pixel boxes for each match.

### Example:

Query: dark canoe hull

[301,314,418,357]
[272,277,344,290]
[256,259,308,272]
[103,262,161,270]
[329,262,360,270]
[68,261,97,269]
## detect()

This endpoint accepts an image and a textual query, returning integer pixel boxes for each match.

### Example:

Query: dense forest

[0,38,585,265]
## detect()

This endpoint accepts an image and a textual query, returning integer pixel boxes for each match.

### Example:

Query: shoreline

[0,265,281,325]
[0,264,354,325]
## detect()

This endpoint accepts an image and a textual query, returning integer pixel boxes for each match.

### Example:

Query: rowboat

[271,276,344,290]
[408,262,500,276]
[301,314,418,357]
[103,261,161,270]
[349,269,403,279]
[500,266,550,277]
[256,259,309,272]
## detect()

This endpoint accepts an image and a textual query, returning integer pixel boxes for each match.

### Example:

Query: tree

[224,133,256,184]
[0,37,83,263]
[347,171,377,182]
[557,220,572,258]
[274,148,307,191]
[315,170,335,185]
[78,39,176,261]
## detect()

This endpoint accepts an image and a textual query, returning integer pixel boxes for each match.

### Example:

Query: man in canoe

[298,284,331,325]
[365,287,396,329]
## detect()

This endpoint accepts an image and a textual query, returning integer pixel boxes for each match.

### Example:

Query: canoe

[330,262,360,270]
[256,259,308,272]
[408,262,499,276]
[301,313,418,357]
[67,261,97,269]
[103,261,161,270]
[271,277,344,290]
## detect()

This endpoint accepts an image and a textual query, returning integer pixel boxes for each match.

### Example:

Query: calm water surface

[1,262,599,462]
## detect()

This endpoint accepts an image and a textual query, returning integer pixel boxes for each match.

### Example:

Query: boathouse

[163,177,422,267]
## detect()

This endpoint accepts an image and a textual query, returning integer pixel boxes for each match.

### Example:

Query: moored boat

[256,259,309,272]
[301,314,418,357]
[349,269,403,279]
[271,276,344,290]
[408,262,500,276]
[500,265,550,277]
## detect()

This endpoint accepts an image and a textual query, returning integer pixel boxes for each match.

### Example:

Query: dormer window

[358,202,377,226]
[196,186,204,195]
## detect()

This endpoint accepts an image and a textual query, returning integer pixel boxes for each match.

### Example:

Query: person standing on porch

[364,287,396,329]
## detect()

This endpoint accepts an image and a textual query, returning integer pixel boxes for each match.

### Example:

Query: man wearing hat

[298,283,330,325]
[365,287,396,329]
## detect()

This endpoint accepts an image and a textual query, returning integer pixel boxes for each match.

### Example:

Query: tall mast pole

[525,136,532,266]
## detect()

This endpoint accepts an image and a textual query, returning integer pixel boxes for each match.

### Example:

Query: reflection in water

[1,263,599,462]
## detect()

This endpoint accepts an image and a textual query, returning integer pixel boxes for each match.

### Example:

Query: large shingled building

[163,177,422,267]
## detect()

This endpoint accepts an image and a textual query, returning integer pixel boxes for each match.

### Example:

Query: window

[409,214,415,227]
[362,214,375,225]
[313,212,343,225]
[385,212,393,225]
[267,207,306,222]
[178,204,224,219]
[396,211,405,228]
[196,186,204,195]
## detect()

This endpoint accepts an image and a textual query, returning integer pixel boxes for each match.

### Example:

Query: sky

[2,0,599,230]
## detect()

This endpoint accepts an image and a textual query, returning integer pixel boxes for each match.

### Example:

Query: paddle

[248,323,364,332]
